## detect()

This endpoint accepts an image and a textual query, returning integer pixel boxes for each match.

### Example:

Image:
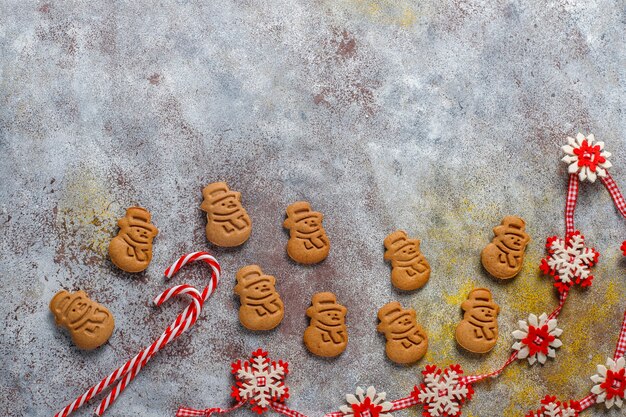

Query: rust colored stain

[311,28,378,116]
[334,30,357,60]
[148,73,162,85]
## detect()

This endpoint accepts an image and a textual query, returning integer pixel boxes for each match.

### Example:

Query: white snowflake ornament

[540,231,599,293]
[512,313,563,365]
[231,349,289,414]
[339,386,393,417]
[590,356,626,409]
[562,133,612,182]
[412,365,474,417]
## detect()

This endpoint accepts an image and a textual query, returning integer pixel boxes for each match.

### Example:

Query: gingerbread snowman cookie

[201,182,252,247]
[303,292,347,357]
[50,290,115,350]
[108,207,158,273]
[377,301,428,364]
[283,201,330,264]
[234,265,284,331]
[384,230,430,290]
[481,216,530,279]
[455,288,500,353]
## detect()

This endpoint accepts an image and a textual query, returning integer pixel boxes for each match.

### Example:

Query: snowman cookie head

[494,216,530,252]
[377,302,422,338]
[201,182,251,247]
[118,207,158,244]
[202,182,243,217]
[462,288,499,322]
[384,230,421,263]
[303,292,347,357]
[234,265,277,301]
[49,290,115,350]
[284,201,324,234]
[307,292,346,327]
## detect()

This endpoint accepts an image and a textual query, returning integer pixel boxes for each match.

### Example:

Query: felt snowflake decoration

[539,232,599,293]
[525,395,580,417]
[230,349,289,414]
[590,356,626,409]
[512,313,563,365]
[411,364,474,417]
[339,386,393,417]
[621,240,626,257]
[562,133,612,183]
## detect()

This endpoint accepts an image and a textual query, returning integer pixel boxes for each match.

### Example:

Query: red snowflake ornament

[525,395,580,417]
[230,349,289,414]
[411,364,474,417]
[539,231,599,293]
[620,241,626,256]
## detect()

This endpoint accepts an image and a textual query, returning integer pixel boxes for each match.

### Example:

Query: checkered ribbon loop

[601,173,626,220]
[565,169,626,239]
[179,402,307,417]
[176,402,245,417]
[53,252,221,417]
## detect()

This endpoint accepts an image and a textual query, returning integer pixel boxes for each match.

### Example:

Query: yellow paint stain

[444,278,478,305]
[423,320,456,365]
[56,166,119,258]
[500,364,543,416]
[344,0,418,27]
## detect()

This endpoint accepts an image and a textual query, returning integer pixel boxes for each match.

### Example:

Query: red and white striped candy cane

[53,251,221,417]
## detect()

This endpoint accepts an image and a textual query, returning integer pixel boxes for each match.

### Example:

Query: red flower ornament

[591,357,626,409]
[562,133,612,183]
[339,386,393,417]
[512,313,563,365]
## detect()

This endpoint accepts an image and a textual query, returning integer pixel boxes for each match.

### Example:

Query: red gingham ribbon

[601,173,626,219]
[461,352,518,385]
[566,171,626,236]
[179,401,308,417]
[54,251,221,417]
[565,174,579,235]
[547,289,569,320]
[269,402,310,417]
[176,401,245,417]
[577,393,596,411]
[389,395,420,411]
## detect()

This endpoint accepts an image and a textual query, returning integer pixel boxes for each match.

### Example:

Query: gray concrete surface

[1,1,625,416]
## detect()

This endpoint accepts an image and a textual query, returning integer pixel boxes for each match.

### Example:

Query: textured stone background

[1,1,625,416]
